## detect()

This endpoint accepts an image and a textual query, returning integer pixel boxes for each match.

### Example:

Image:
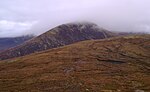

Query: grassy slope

[0,35,150,92]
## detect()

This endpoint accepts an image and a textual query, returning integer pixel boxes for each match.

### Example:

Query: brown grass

[0,35,150,92]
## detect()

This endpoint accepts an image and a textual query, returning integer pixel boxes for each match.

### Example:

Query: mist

[0,0,150,37]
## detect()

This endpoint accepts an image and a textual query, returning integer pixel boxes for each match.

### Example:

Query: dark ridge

[0,35,34,52]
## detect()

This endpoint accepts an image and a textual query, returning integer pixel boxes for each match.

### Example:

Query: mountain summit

[0,22,115,60]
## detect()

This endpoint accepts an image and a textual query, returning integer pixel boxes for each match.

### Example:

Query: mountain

[0,22,115,60]
[0,35,34,52]
[0,35,149,92]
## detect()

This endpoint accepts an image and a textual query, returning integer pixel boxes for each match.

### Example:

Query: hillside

[0,35,34,52]
[0,22,115,60]
[0,35,150,92]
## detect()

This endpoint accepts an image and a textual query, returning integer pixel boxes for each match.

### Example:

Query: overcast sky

[0,0,150,37]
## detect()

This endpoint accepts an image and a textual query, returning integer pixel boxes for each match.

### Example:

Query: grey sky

[0,0,150,37]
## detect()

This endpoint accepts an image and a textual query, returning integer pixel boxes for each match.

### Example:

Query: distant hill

[0,35,34,52]
[0,35,149,92]
[0,22,116,60]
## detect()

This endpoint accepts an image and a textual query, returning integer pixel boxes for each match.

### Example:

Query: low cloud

[0,0,150,37]
[0,20,37,37]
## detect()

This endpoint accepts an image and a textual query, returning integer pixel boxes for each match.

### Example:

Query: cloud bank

[0,0,150,37]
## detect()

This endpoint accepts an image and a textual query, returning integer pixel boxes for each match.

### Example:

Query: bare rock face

[0,22,115,60]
